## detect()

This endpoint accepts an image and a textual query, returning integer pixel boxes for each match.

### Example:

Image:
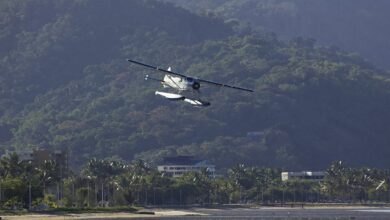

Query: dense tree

[166,0,390,69]
[1,0,390,171]
[0,156,389,209]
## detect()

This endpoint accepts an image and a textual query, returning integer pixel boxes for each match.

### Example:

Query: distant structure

[157,156,215,178]
[3,148,69,177]
[281,171,326,182]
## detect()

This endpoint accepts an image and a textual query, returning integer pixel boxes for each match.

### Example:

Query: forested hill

[0,0,231,114]
[1,0,390,171]
[165,0,390,70]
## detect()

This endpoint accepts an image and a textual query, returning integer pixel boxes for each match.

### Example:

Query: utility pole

[209,190,211,205]
[239,187,242,204]
[28,161,32,210]
[29,182,32,210]
[87,180,90,207]
[170,188,173,205]
[43,175,45,198]
[153,188,156,205]
[145,189,148,206]
[72,182,75,207]
[112,183,116,206]
[179,188,182,206]
[57,182,60,203]
[317,188,320,202]
[261,187,264,204]
[95,182,97,206]
[101,181,104,207]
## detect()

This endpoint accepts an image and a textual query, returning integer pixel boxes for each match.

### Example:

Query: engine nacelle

[186,77,200,90]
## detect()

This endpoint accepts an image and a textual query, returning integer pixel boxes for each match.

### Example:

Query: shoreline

[1,204,390,219]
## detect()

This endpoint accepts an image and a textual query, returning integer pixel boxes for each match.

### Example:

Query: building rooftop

[281,171,326,182]
[162,156,203,166]
[157,156,215,178]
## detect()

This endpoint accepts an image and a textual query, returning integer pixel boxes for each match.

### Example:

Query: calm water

[86,207,390,220]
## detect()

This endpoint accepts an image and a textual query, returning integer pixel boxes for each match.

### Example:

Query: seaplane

[127,59,254,107]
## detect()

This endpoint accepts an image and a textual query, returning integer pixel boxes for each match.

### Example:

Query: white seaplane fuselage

[162,74,197,91]
[156,74,209,107]
[163,75,187,91]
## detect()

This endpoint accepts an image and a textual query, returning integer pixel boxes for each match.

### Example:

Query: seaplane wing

[196,78,254,92]
[127,59,254,93]
[127,59,187,78]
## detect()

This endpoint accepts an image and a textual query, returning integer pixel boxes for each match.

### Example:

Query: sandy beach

[0,210,205,220]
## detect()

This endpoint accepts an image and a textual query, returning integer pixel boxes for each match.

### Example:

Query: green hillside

[1,0,390,171]
[165,0,390,70]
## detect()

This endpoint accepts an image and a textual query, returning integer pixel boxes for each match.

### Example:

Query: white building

[281,171,326,182]
[157,156,215,178]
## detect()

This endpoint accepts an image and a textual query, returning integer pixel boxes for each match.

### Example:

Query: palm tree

[35,160,60,196]
[83,158,127,206]
[324,161,348,200]
[0,153,25,177]
[131,159,150,176]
